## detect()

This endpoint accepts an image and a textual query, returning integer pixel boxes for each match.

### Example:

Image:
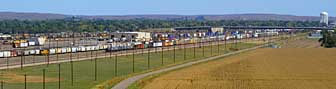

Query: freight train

[0,37,216,58]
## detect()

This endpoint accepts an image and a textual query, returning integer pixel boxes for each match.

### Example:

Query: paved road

[111,44,268,89]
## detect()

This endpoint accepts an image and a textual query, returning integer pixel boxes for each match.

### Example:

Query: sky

[0,0,335,16]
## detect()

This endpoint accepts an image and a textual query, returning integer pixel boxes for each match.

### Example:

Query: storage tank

[320,12,329,26]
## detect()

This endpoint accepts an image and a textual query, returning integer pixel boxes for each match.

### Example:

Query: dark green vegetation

[0,19,319,33]
[319,29,336,48]
[0,42,258,89]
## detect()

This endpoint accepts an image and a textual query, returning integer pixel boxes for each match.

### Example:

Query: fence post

[1,80,3,89]
[24,74,27,89]
[225,38,227,49]
[94,56,97,81]
[21,52,23,70]
[161,47,164,66]
[217,37,220,55]
[90,51,93,61]
[48,39,50,66]
[132,48,135,73]
[56,40,59,61]
[33,55,36,64]
[115,53,118,76]
[141,48,144,55]
[0,81,3,89]
[183,44,186,60]
[43,69,45,89]
[173,44,176,63]
[193,43,196,58]
[210,40,213,56]
[6,58,8,69]
[147,48,150,69]
[70,50,74,86]
[202,41,205,57]
[58,64,61,89]
[155,47,157,53]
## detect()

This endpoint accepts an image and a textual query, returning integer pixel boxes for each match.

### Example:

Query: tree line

[0,19,320,34]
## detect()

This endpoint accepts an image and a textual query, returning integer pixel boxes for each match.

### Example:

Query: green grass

[0,42,258,89]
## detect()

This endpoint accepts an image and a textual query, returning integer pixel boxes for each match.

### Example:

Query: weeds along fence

[0,34,284,89]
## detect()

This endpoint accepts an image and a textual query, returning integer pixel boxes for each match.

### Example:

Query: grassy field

[275,36,321,48]
[138,38,336,89]
[0,40,260,89]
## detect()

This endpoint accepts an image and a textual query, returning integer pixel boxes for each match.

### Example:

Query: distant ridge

[0,12,68,20]
[0,12,335,21]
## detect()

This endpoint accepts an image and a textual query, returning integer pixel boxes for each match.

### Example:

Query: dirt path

[111,44,268,89]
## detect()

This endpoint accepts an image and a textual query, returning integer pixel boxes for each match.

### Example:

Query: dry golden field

[141,48,336,89]
[279,37,321,48]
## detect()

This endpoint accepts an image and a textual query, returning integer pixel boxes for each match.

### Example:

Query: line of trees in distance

[0,19,320,34]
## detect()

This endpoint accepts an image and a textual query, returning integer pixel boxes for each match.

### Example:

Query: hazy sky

[0,0,334,16]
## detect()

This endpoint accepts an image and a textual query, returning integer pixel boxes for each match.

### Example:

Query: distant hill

[0,12,68,20]
[0,12,335,21]
[81,14,336,21]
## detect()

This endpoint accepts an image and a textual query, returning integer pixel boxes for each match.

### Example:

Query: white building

[320,12,329,26]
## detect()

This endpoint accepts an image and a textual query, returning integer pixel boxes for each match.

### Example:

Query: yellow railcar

[41,50,49,55]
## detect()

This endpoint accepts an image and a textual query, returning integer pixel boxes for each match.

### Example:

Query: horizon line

[0,11,331,17]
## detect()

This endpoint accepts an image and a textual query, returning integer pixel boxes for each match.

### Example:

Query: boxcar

[41,49,49,55]
[66,47,72,53]
[30,50,36,55]
[49,49,56,54]
[35,50,41,55]
[78,46,86,52]
[94,46,100,51]
[28,42,36,46]
[103,45,109,49]
[3,51,11,58]
[56,48,62,54]
[85,46,91,51]
[61,48,67,53]
[11,50,18,57]
[24,50,30,56]
[71,47,77,53]
[0,52,4,58]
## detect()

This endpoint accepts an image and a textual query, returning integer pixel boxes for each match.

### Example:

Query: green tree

[319,30,336,48]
